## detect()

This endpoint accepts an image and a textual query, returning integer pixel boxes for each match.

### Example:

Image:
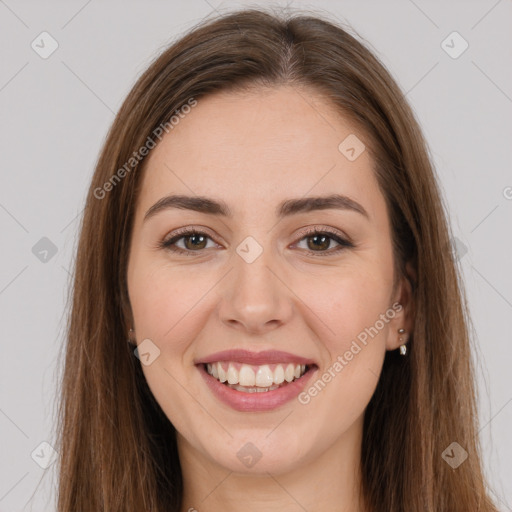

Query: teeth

[239,365,256,386]
[274,364,285,384]
[284,364,295,382]
[227,364,238,385]
[218,363,227,383]
[255,365,274,387]
[227,383,280,392]
[205,362,308,387]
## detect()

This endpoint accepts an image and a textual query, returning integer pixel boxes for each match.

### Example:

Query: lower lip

[197,364,318,412]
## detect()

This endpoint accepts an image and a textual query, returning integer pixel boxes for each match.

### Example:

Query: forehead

[137,85,383,223]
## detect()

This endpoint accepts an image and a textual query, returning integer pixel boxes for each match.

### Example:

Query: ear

[385,261,416,351]
[121,295,135,338]
[123,311,136,344]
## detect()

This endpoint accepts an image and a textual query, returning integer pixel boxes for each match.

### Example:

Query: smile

[205,361,309,390]
[197,362,318,412]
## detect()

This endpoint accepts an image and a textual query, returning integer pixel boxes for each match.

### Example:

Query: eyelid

[294,224,350,242]
[290,225,354,256]
[159,224,354,256]
[162,225,221,244]
[159,225,222,254]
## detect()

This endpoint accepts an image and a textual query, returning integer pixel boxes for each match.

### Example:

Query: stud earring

[127,328,136,346]
[398,328,407,356]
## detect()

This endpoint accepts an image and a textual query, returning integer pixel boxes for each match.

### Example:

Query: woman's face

[127,85,413,475]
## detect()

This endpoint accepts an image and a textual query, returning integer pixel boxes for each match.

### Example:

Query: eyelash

[158,226,354,257]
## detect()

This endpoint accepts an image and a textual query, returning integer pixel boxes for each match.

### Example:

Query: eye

[159,226,354,257]
[159,227,218,256]
[292,226,354,256]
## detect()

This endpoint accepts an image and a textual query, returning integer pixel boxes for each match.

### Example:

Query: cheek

[294,276,390,436]
[128,258,212,344]
[129,263,208,431]
[293,266,391,407]
[301,264,393,348]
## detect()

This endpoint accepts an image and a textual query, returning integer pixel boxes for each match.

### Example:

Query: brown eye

[160,229,217,255]
[306,233,332,252]
[294,228,354,256]
[181,233,208,250]
[160,226,354,257]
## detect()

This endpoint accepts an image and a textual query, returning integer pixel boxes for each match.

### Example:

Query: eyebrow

[143,193,369,222]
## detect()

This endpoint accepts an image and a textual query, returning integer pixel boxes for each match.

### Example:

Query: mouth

[194,350,319,412]
[200,361,316,393]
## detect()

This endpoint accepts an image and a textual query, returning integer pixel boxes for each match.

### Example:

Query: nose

[217,248,294,335]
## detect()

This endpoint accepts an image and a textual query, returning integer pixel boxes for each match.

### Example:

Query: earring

[127,328,135,346]
[398,328,407,356]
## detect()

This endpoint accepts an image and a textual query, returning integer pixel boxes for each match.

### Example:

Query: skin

[126,85,415,512]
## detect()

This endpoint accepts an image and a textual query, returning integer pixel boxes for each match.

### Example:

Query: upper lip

[194,349,317,366]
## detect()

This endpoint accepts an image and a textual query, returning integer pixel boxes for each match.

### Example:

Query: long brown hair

[56,6,500,511]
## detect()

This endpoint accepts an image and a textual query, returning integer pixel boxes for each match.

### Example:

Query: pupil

[309,234,329,251]
[186,234,206,250]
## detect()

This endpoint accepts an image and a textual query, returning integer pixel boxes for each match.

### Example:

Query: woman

[56,7,500,511]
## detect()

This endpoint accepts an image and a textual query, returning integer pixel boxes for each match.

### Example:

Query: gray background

[0,0,511,510]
